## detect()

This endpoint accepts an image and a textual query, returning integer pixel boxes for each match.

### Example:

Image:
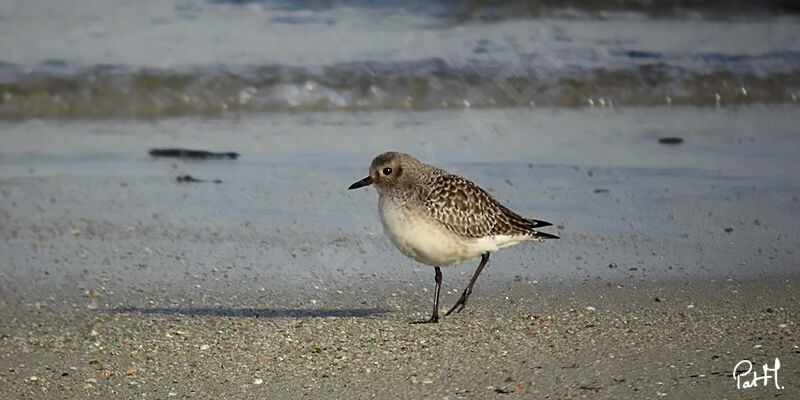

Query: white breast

[378,196,528,266]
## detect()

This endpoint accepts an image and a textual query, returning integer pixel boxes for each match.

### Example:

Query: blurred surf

[0,0,798,119]
[0,58,798,119]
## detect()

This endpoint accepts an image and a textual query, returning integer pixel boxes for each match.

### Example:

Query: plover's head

[348,152,429,195]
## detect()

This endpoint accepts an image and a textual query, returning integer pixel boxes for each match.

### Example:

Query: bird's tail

[499,204,559,239]
[531,231,559,240]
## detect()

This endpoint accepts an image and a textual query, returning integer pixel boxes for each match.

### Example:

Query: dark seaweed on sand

[149,148,240,159]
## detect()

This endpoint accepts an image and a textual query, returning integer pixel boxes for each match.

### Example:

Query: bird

[348,152,558,323]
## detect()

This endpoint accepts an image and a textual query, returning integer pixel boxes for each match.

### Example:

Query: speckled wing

[421,175,556,239]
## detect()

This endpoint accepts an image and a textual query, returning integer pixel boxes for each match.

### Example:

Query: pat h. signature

[733,358,784,390]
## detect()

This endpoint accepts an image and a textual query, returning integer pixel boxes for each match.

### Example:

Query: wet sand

[1,106,799,398]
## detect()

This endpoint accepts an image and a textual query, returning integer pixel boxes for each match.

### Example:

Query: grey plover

[348,152,558,323]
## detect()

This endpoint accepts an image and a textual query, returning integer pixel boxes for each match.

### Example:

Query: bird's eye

[382,167,392,176]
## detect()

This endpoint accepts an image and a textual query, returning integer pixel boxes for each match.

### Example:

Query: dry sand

[1,279,797,399]
[1,106,798,398]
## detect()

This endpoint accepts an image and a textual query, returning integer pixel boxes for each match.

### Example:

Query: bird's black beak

[348,176,373,190]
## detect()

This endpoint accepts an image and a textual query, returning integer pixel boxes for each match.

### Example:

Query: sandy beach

[1,106,798,398]
[3,1,800,397]
[1,278,797,399]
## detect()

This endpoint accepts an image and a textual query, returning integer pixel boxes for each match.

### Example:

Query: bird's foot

[445,291,471,316]
[410,315,439,324]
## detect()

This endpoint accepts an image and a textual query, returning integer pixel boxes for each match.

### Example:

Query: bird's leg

[446,253,490,316]
[412,267,442,324]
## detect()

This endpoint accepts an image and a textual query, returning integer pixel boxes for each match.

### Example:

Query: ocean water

[0,0,799,119]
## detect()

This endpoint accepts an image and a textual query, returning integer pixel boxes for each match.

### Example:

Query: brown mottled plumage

[424,174,554,239]
[349,152,558,323]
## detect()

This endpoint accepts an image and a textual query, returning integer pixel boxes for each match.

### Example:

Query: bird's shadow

[108,306,390,319]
